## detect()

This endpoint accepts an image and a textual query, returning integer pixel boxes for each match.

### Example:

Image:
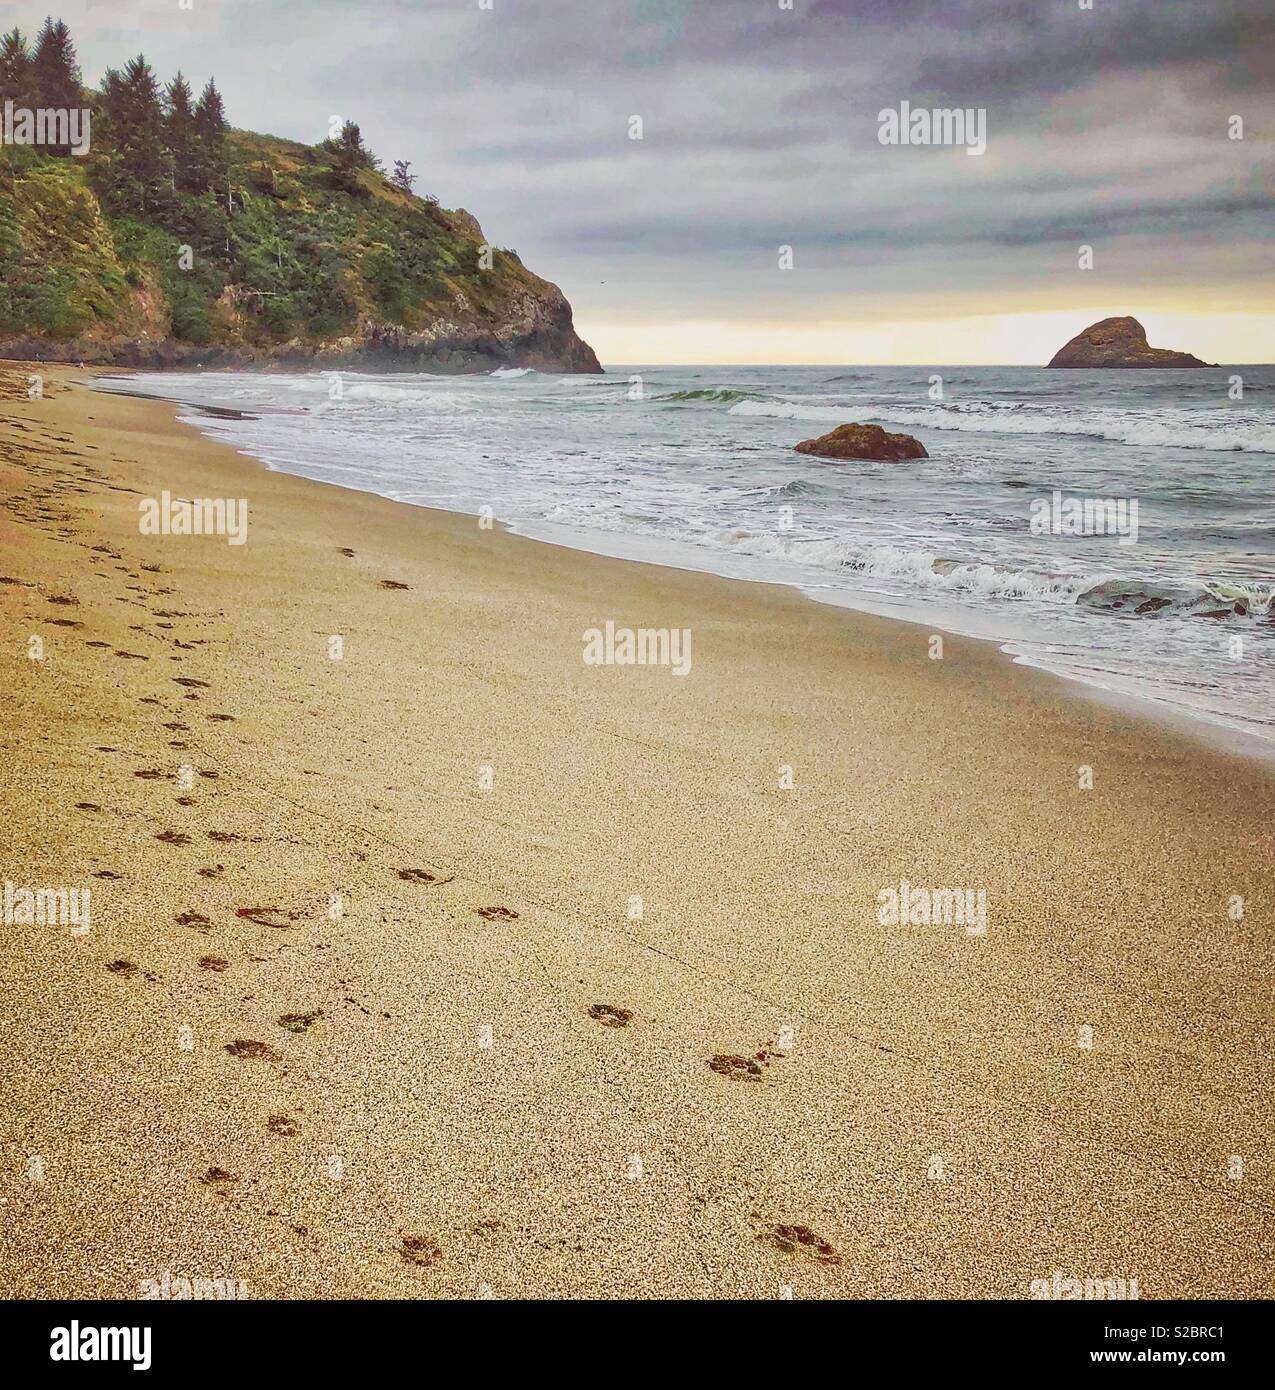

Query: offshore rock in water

[1047,316,1211,368]
[794,422,928,461]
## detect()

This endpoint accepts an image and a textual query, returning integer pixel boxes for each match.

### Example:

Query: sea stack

[1047,316,1211,368]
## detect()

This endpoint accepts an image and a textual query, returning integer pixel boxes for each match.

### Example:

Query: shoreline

[96,372,1275,766]
[2,363,1272,1299]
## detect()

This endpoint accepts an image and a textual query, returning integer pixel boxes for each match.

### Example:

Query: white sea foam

[728,398,1275,453]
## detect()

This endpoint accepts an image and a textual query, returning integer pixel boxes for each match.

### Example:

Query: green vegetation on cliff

[0,19,599,371]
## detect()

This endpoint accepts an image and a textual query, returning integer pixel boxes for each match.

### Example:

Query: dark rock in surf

[794,422,928,461]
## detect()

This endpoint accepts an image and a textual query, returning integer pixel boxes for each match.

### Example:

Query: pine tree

[391,159,416,195]
[94,55,168,214]
[191,78,228,195]
[323,120,379,195]
[30,18,81,154]
[165,72,196,192]
[0,28,36,112]
[32,17,81,105]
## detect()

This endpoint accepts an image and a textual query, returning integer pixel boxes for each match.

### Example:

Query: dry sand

[0,364,1271,1299]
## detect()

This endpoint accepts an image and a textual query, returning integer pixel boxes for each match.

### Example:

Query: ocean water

[100,365,1275,747]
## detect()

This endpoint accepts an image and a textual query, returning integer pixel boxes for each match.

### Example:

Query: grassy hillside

[0,130,600,371]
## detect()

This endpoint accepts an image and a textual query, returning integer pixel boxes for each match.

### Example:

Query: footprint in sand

[266,1114,298,1137]
[133,769,167,779]
[105,959,138,977]
[155,829,192,846]
[208,831,240,843]
[277,1009,323,1034]
[398,868,454,885]
[47,618,82,628]
[207,713,235,722]
[236,906,299,929]
[588,1004,633,1028]
[197,865,225,879]
[198,956,229,972]
[76,803,101,813]
[757,1219,842,1266]
[173,677,210,689]
[337,547,355,557]
[709,1037,788,1082]
[198,1167,238,1188]
[225,1039,280,1061]
[399,1236,442,1268]
[176,911,211,929]
[708,1054,765,1082]
[93,869,122,880]
[475,906,519,922]
[379,579,410,590]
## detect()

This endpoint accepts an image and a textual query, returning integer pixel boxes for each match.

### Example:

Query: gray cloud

[8,0,1271,345]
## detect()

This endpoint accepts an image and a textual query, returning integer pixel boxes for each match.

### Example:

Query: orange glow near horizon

[579,309,1274,367]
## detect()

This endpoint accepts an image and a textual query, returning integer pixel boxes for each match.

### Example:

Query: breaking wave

[659,388,760,403]
[728,398,1275,453]
[703,530,1274,618]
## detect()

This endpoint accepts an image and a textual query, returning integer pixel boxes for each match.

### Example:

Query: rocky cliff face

[1047,316,1210,368]
[0,272,601,374]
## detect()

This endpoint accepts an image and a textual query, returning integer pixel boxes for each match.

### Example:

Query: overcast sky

[9,0,1273,363]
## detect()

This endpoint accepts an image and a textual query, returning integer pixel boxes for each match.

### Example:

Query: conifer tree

[191,78,228,194]
[0,29,36,112]
[323,120,379,195]
[30,18,81,155]
[94,55,168,214]
[391,159,416,195]
[165,72,196,192]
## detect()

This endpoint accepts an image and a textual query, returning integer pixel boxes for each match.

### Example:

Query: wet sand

[0,363,1271,1299]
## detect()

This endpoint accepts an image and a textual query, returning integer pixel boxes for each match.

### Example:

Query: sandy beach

[1,363,1272,1300]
